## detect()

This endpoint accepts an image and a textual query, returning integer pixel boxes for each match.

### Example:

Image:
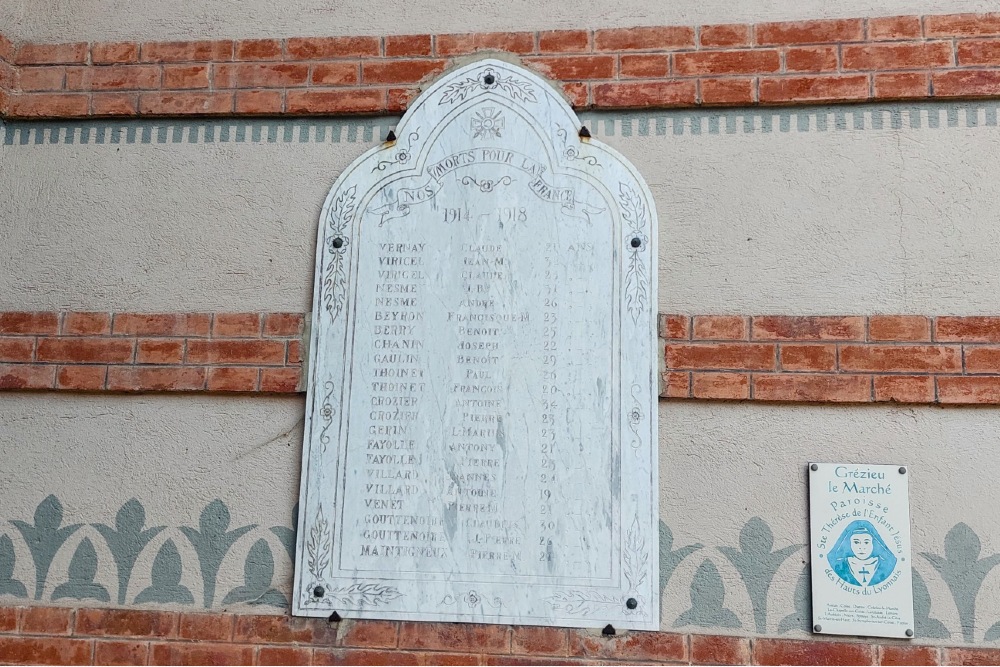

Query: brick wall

[5,14,1000,118]
[0,312,304,393]
[661,314,1000,404]
[3,311,1000,404]
[0,31,13,115]
[1,606,994,665]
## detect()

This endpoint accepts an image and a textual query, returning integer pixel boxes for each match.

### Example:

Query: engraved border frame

[293,58,659,630]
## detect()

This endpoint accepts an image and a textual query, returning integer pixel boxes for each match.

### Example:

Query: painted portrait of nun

[829,520,897,587]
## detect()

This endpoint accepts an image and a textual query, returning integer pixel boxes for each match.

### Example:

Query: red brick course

[663,314,1000,404]
[690,634,751,665]
[0,311,304,393]
[0,605,961,665]
[7,13,1000,118]
[5,311,1000,404]
[754,637,876,665]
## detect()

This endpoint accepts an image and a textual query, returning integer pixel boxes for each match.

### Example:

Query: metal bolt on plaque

[292,58,659,630]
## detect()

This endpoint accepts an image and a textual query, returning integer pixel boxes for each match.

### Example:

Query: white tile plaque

[809,463,914,638]
[293,59,659,629]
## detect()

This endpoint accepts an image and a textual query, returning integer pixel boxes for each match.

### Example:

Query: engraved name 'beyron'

[295,58,658,630]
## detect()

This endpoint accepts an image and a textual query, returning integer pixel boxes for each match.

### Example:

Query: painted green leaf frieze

[0,534,27,598]
[913,570,951,640]
[221,539,287,608]
[719,517,803,633]
[11,495,82,600]
[179,500,256,608]
[269,503,298,564]
[922,522,1000,643]
[675,559,741,629]
[93,499,166,605]
[777,564,811,634]
[658,521,702,603]
[0,494,986,641]
[52,538,110,602]
[134,539,194,605]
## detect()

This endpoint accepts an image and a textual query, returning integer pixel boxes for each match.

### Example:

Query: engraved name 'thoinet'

[294,59,659,630]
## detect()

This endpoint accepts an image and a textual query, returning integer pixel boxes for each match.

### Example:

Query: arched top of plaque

[312,58,656,327]
[297,59,659,631]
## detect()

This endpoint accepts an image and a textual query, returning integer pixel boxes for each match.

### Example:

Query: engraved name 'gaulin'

[372,355,421,365]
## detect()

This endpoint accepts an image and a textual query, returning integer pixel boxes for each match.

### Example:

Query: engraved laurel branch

[460,175,513,193]
[439,67,537,105]
[620,183,649,325]
[306,511,331,582]
[304,582,403,609]
[544,516,649,617]
[326,583,403,607]
[628,383,643,451]
[557,127,600,166]
[441,590,503,610]
[302,511,331,606]
[623,513,649,615]
[318,380,336,452]
[372,127,421,172]
[545,590,621,615]
[322,185,356,323]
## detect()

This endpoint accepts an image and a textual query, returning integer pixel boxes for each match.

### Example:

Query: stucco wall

[3,103,1000,314]
[0,394,301,610]
[2,0,1000,42]
[5,32,1000,649]
[1,394,997,644]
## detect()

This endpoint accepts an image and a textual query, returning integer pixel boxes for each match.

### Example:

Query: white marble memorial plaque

[293,59,659,629]
[809,463,914,638]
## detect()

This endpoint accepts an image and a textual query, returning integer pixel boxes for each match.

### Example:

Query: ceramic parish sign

[293,59,659,630]
[809,463,914,638]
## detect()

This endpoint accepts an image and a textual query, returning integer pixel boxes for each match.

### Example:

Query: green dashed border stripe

[588,102,999,137]
[0,118,397,146]
[2,102,998,145]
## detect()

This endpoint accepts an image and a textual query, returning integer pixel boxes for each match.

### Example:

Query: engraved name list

[295,59,658,629]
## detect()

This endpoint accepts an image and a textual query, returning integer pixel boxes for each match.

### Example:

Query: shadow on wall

[0,496,998,642]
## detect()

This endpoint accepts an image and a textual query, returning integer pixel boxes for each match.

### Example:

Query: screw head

[626,597,638,609]
[332,237,344,249]
[810,464,818,471]
[313,586,325,598]
[899,466,907,474]
[905,629,914,637]
[630,237,642,248]
[813,624,822,633]
[483,74,496,86]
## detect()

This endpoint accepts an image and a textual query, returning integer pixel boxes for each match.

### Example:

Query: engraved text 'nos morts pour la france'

[293,59,660,630]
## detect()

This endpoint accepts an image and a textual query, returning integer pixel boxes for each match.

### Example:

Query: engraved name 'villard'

[297,59,658,627]
[364,243,427,526]
[358,236,572,566]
